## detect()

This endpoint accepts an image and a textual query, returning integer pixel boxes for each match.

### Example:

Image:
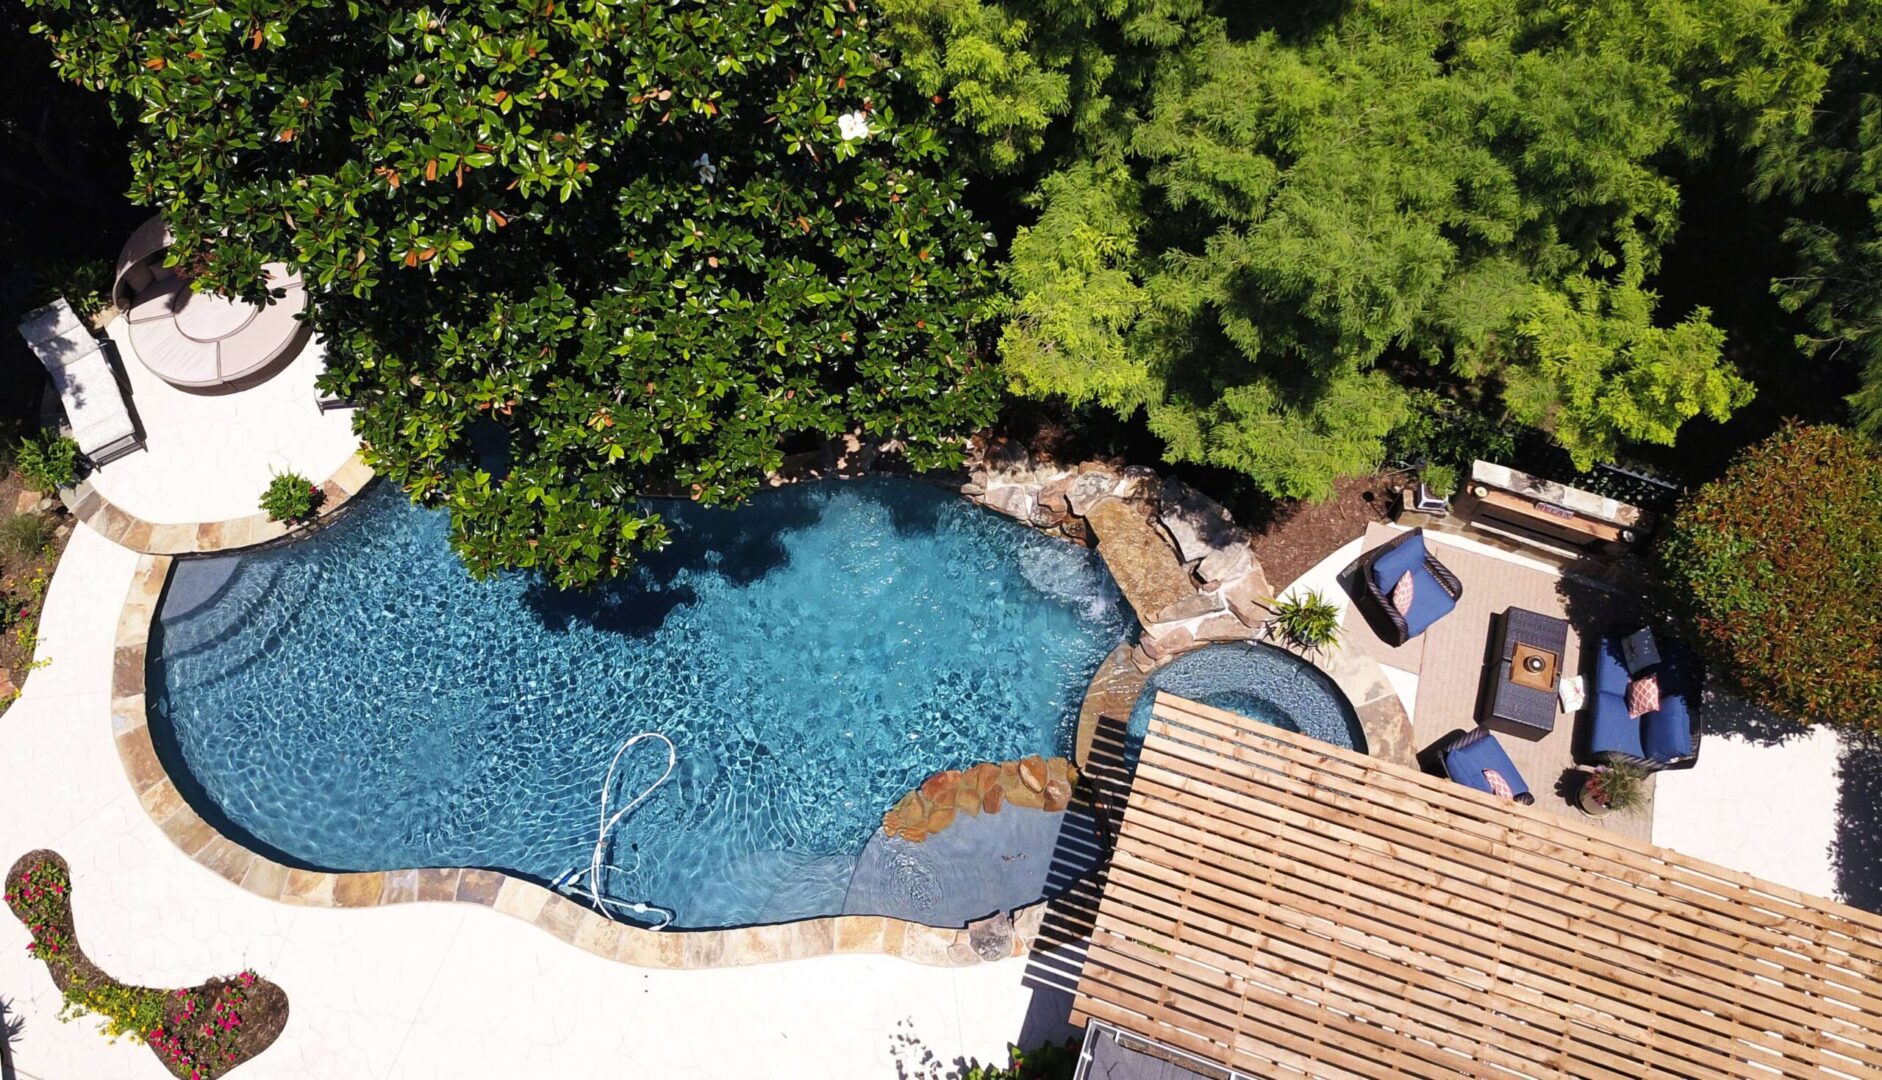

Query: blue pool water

[1127,643,1365,755]
[149,478,1130,929]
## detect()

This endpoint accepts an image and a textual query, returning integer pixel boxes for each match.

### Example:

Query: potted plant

[1413,462,1458,513]
[1577,761,1649,817]
[1269,589,1341,654]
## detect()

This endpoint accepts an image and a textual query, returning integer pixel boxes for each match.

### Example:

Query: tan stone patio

[1341,523,1653,838]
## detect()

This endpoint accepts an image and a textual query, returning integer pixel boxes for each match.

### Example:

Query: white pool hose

[555,731,677,930]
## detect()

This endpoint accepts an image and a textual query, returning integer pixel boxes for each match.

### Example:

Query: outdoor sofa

[1359,529,1463,645]
[17,298,143,467]
[1439,727,1535,805]
[1582,633,1702,771]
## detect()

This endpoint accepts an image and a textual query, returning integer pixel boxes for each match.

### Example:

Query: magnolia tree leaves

[31,0,1003,586]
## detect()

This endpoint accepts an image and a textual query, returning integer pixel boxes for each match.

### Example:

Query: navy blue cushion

[1369,532,1429,594]
[1402,565,1459,639]
[1369,534,1457,639]
[1444,730,1531,799]
[1592,636,1632,698]
[1587,692,1646,760]
[1642,695,1693,761]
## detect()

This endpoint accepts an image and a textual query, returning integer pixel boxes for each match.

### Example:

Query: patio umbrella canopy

[112,215,310,389]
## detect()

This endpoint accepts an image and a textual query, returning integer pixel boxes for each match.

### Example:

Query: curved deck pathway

[0,525,1075,1078]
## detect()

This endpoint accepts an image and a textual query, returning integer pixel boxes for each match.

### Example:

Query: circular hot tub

[1128,642,1366,756]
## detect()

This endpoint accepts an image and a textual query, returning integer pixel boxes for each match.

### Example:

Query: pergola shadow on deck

[1072,693,1882,1079]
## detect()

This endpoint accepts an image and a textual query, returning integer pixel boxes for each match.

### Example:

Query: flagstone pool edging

[109,553,1048,969]
[62,451,376,556]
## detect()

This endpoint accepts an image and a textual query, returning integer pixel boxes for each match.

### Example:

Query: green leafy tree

[1658,424,1882,730]
[891,0,1876,498]
[29,0,1002,586]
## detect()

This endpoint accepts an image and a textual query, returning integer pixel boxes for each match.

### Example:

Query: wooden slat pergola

[1072,692,1882,1079]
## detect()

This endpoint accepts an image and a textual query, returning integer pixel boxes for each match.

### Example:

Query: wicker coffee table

[1484,607,1570,735]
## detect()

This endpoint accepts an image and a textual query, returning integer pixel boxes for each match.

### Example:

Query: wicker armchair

[1359,529,1463,646]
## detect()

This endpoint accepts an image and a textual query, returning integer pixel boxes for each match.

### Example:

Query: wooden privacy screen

[1072,692,1882,1079]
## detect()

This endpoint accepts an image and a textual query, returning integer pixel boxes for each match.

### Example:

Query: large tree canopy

[885,0,1882,497]
[29,0,1002,585]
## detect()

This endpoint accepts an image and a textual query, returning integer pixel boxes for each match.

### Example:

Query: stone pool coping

[62,451,376,555]
[110,553,1049,969]
[1073,638,1416,772]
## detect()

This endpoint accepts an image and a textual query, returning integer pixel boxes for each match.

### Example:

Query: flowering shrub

[6,853,281,1079]
[141,977,254,1077]
[258,471,323,523]
[6,857,72,962]
[1658,424,1882,729]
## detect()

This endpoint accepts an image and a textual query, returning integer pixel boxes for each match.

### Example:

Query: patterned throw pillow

[1391,570,1415,616]
[1627,674,1661,718]
[1482,769,1515,801]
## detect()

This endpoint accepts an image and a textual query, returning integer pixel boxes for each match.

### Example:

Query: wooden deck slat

[1124,746,1882,1055]
[1071,693,1882,1080]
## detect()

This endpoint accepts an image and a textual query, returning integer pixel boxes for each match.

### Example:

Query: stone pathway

[0,525,1073,1078]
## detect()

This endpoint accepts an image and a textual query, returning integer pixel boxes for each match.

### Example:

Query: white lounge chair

[17,298,144,466]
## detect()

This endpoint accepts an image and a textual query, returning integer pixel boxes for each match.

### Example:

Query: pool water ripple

[150,478,1130,929]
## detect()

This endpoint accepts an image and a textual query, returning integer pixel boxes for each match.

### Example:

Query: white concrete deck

[1653,724,1844,901]
[88,318,358,525]
[0,526,1069,1078]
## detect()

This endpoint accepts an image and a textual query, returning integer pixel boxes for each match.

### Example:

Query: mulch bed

[4,850,289,1078]
[0,470,72,701]
[1247,472,1405,590]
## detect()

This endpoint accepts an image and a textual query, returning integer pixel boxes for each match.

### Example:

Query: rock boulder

[1064,471,1118,517]
[1158,477,1252,570]
[967,910,1014,961]
[1084,497,1195,627]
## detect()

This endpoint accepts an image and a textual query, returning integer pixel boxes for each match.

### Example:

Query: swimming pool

[148,478,1130,929]
[1127,642,1366,755]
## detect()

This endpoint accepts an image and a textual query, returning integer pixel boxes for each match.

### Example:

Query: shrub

[1658,424,1882,729]
[258,472,322,523]
[14,433,80,492]
[5,858,73,964]
[1422,463,1458,498]
[963,1041,1078,1080]
[1385,388,1519,474]
[1582,761,1649,813]
[35,258,114,324]
[1272,589,1343,652]
[0,512,58,556]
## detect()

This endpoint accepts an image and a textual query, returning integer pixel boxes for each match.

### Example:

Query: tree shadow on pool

[517,486,828,635]
[517,478,966,636]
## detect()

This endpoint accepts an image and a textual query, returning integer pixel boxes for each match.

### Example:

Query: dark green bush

[258,472,322,523]
[1385,389,1518,475]
[1658,424,1882,729]
[34,258,114,324]
[14,433,80,492]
